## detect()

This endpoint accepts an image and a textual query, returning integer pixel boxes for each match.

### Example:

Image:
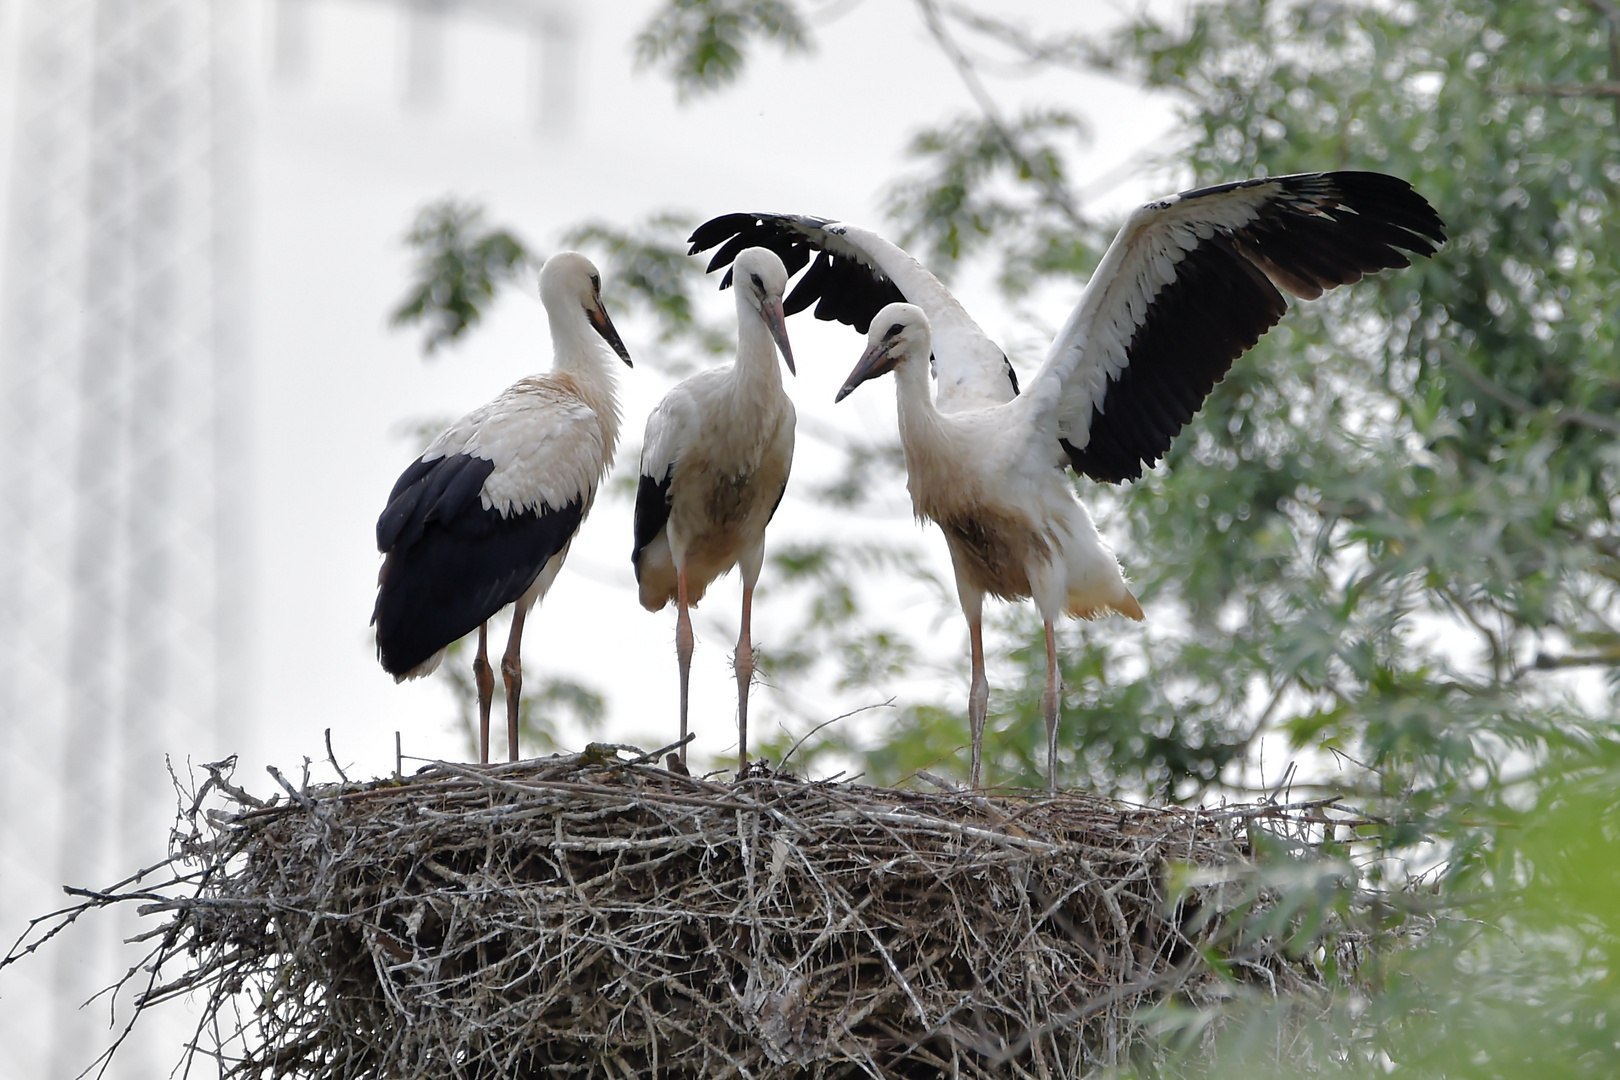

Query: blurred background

[2,0,1617,1076]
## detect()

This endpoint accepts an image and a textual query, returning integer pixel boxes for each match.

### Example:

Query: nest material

[121,750,1349,1079]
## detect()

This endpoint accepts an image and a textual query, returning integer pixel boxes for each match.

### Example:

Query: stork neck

[733,297,786,393]
[548,304,623,446]
[893,353,946,446]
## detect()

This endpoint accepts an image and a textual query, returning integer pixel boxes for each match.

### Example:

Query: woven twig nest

[80,749,1355,1079]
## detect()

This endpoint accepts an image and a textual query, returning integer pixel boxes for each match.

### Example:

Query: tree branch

[938,3,1090,69]
[1498,82,1620,98]
[913,0,1086,229]
[1447,358,1620,436]
[1533,649,1620,670]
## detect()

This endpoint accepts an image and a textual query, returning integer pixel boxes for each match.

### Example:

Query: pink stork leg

[1042,620,1061,796]
[734,580,756,776]
[473,623,494,765]
[675,564,694,766]
[501,605,528,763]
[968,615,989,789]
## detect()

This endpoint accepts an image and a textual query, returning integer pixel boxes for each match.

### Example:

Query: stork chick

[374,251,632,764]
[633,247,797,774]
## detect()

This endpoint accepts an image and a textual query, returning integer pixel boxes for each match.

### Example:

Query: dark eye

[590,274,601,290]
[750,272,765,292]
[884,322,904,339]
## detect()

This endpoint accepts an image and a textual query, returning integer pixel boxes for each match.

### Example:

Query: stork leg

[502,606,528,763]
[1042,620,1061,796]
[473,622,494,765]
[734,582,755,776]
[968,615,989,789]
[735,547,764,778]
[675,564,694,766]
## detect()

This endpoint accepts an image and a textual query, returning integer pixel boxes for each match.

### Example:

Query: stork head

[539,251,633,367]
[732,247,796,375]
[835,303,930,402]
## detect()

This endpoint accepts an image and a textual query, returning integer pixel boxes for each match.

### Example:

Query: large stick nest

[42,750,1366,1078]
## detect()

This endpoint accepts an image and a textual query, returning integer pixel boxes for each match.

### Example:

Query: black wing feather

[1065,170,1444,484]
[630,468,675,584]
[689,214,905,334]
[690,213,1020,397]
[373,453,585,676]
[376,453,495,552]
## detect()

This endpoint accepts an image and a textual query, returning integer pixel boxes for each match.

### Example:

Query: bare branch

[912,0,1086,229]
[12,752,1403,1079]
[1533,649,1620,669]
[1497,82,1620,98]
[1447,358,1620,436]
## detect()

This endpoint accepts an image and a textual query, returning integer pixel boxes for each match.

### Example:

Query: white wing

[1025,171,1444,483]
[637,381,704,488]
[688,213,1019,413]
[631,379,704,564]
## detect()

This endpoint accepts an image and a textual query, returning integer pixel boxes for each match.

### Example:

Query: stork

[373,251,632,764]
[632,247,797,774]
[692,171,1445,791]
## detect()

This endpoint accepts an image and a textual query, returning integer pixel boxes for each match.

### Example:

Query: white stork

[632,247,797,774]
[373,250,632,764]
[691,171,1445,791]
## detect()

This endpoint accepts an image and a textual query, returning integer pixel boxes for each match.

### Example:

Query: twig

[781,698,894,767]
[626,733,695,766]
[324,728,349,784]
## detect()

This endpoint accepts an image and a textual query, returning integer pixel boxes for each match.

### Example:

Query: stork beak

[834,339,899,403]
[588,296,633,367]
[763,296,795,375]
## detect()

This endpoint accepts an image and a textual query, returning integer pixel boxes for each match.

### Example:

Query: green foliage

[390,199,533,354]
[1072,0,1620,818]
[633,0,811,99]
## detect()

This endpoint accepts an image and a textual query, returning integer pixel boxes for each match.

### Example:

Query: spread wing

[1027,171,1445,483]
[688,213,1019,412]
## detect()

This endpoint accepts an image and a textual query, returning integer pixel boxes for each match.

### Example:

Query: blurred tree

[390,199,531,353]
